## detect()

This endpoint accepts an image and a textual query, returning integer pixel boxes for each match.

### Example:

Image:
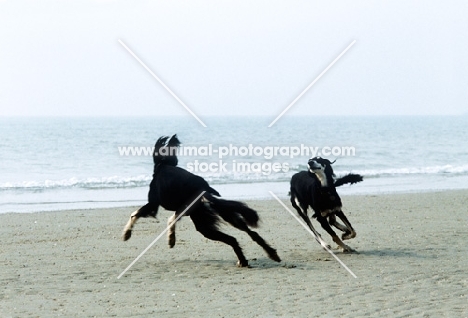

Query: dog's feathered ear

[153,134,180,167]
[330,159,336,165]
[167,134,181,148]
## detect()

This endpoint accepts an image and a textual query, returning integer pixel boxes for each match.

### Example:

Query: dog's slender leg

[329,214,348,232]
[291,196,330,248]
[317,216,355,252]
[228,216,281,263]
[208,229,248,267]
[190,212,249,267]
[244,229,281,262]
[122,206,146,241]
[335,210,356,240]
[122,203,157,241]
[303,214,330,249]
[291,196,316,235]
[167,212,177,248]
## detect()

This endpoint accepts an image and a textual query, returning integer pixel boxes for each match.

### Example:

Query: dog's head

[308,157,335,177]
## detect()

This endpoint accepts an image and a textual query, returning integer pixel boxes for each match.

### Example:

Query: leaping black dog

[122,135,281,267]
[290,157,363,252]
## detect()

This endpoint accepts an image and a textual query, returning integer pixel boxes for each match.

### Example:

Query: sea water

[1,116,467,213]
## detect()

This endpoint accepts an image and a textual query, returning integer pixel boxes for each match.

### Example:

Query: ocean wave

[0,175,152,190]
[348,164,468,178]
[288,164,468,178]
[2,164,468,191]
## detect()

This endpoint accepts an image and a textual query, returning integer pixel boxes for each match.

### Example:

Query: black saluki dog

[122,135,281,267]
[290,157,363,252]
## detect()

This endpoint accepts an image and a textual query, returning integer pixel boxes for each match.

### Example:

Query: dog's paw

[236,260,250,268]
[320,242,331,250]
[342,246,358,253]
[168,234,176,248]
[268,250,282,263]
[122,230,132,241]
[342,232,356,240]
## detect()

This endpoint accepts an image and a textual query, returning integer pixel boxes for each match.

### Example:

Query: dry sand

[1,190,467,317]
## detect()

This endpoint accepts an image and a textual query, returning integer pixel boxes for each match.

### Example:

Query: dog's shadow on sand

[198,258,285,269]
[146,257,283,272]
[357,247,433,259]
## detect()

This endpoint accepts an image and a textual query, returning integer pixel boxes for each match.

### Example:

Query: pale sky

[1,1,467,117]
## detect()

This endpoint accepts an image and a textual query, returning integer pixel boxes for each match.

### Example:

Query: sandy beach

[1,190,467,317]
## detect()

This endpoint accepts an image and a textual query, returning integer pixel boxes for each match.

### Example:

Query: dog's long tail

[334,173,364,187]
[202,193,259,228]
[153,134,180,167]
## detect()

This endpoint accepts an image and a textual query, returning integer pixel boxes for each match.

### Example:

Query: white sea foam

[347,164,468,178]
[2,164,468,191]
[0,175,152,190]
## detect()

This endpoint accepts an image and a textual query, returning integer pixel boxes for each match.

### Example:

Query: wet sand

[1,190,467,317]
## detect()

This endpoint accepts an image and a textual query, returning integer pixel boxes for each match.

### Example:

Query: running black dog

[122,135,281,267]
[290,157,363,252]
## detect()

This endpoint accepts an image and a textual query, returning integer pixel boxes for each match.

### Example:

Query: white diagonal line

[268,40,356,127]
[118,39,207,128]
[118,191,206,279]
[269,191,357,278]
